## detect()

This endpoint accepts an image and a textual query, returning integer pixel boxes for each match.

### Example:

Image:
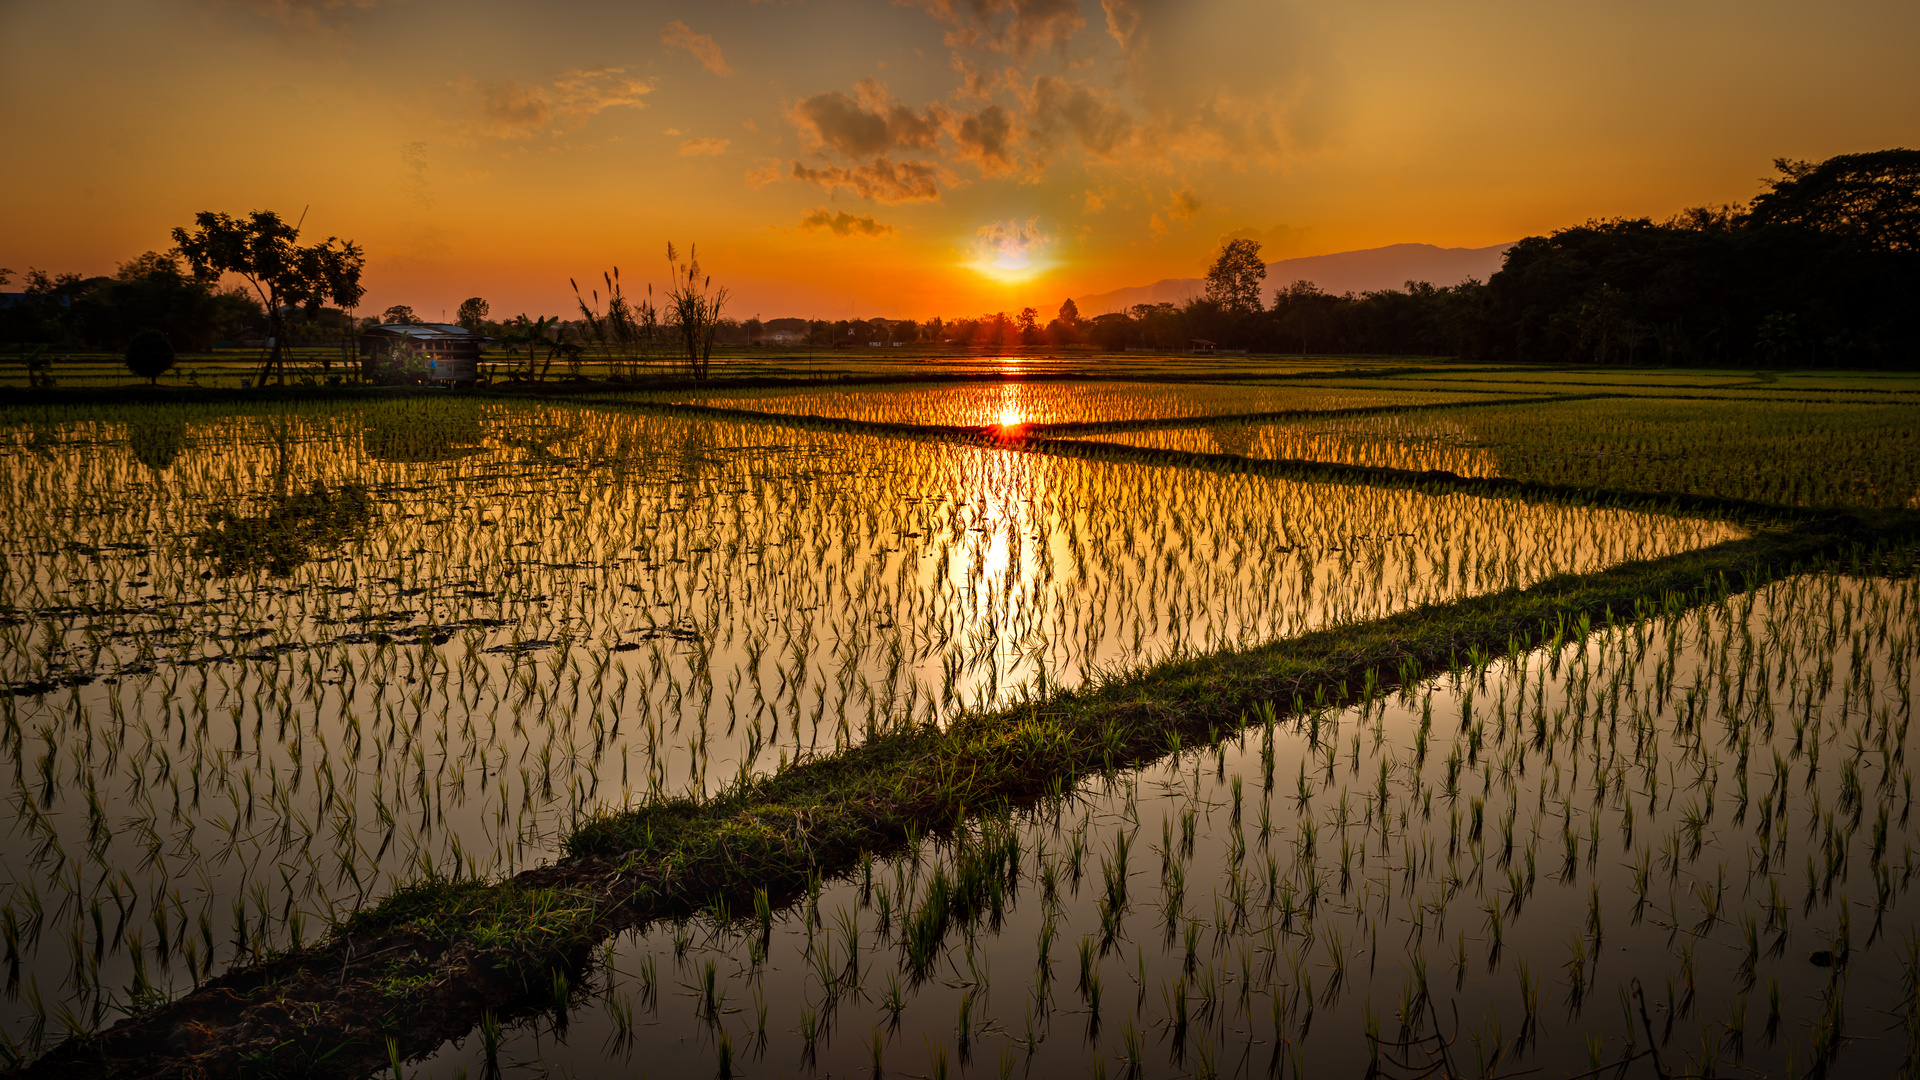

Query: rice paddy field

[0,362,1916,1079]
[1067,397,1920,510]
[660,381,1524,428]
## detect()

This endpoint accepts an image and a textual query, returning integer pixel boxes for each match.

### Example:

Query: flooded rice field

[1071,397,1920,510]
[0,389,1776,1067]
[420,571,1920,1078]
[664,381,1515,428]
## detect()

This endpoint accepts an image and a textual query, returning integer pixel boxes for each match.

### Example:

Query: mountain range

[1073,242,1514,316]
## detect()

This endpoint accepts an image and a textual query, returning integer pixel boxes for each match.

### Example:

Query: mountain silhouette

[1074,242,1513,315]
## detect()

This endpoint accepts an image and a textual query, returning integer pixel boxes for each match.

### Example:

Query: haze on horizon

[3,0,1916,322]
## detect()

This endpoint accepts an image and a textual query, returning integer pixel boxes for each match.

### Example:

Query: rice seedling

[2,378,1913,1077]
[387,564,1920,1078]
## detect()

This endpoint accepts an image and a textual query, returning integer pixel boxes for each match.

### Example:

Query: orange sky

[3,0,1916,321]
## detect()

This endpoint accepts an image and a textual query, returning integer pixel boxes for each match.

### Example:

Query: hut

[1188,338,1217,355]
[359,323,484,384]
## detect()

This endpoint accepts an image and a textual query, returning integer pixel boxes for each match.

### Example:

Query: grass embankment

[16,506,1917,1079]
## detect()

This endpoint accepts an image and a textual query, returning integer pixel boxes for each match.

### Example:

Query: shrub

[125,329,176,384]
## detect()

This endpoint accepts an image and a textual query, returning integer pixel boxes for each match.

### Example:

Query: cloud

[744,159,784,187]
[948,104,1016,174]
[1169,187,1201,220]
[789,79,943,159]
[1025,75,1134,159]
[459,67,651,140]
[1223,223,1316,259]
[400,141,431,210]
[791,158,943,203]
[907,0,1087,57]
[799,208,895,237]
[678,137,730,156]
[220,0,380,32]
[661,20,732,75]
[1096,0,1348,165]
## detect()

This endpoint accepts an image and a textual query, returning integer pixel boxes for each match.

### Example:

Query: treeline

[0,254,272,351]
[1060,150,1919,366]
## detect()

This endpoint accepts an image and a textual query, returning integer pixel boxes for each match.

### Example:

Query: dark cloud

[1026,75,1134,159]
[799,208,895,237]
[909,0,1087,57]
[789,79,943,159]
[949,104,1015,173]
[791,157,942,203]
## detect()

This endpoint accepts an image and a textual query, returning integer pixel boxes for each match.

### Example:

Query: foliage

[122,328,176,384]
[1204,237,1267,314]
[456,297,490,332]
[1746,148,1920,252]
[171,209,366,384]
[380,304,422,325]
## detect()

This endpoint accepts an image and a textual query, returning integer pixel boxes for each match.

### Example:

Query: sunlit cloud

[791,157,944,203]
[456,67,651,141]
[799,208,895,237]
[660,20,732,75]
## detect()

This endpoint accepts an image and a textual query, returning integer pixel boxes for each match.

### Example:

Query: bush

[125,329,176,384]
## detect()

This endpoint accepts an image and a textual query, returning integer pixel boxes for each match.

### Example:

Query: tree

[1058,297,1081,325]
[124,329,176,384]
[456,297,490,332]
[172,209,366,385]
[381,304,422,325]
[1204,238,1267,313]
[1746,149,1920,252]
[743,317,763,342]
[1016,306,1042,346]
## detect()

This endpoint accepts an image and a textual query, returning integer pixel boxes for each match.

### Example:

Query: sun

[967,218,1054,284]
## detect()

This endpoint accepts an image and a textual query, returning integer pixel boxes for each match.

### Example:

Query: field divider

[18,509,1919,1079]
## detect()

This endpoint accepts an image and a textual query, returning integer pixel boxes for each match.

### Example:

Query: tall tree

[455,297,490,332]
[172,209,365,385]
[1204,238,1267,313]
[1746,149,1920,252]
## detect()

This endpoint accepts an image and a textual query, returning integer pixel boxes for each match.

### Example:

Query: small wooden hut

[359,324,484,384]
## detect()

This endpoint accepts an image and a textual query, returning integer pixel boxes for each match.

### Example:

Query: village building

[359,323,484,384]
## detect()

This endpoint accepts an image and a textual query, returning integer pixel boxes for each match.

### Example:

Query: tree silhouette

[1746,149,1920,252]
[124,329,176,384]
[171,209,365,386]
[456,297,490,331]
[1204,238,1267,313]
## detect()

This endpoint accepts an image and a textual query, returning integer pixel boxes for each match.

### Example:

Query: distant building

[1189,338,1217,354]
[359,323,484,384]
